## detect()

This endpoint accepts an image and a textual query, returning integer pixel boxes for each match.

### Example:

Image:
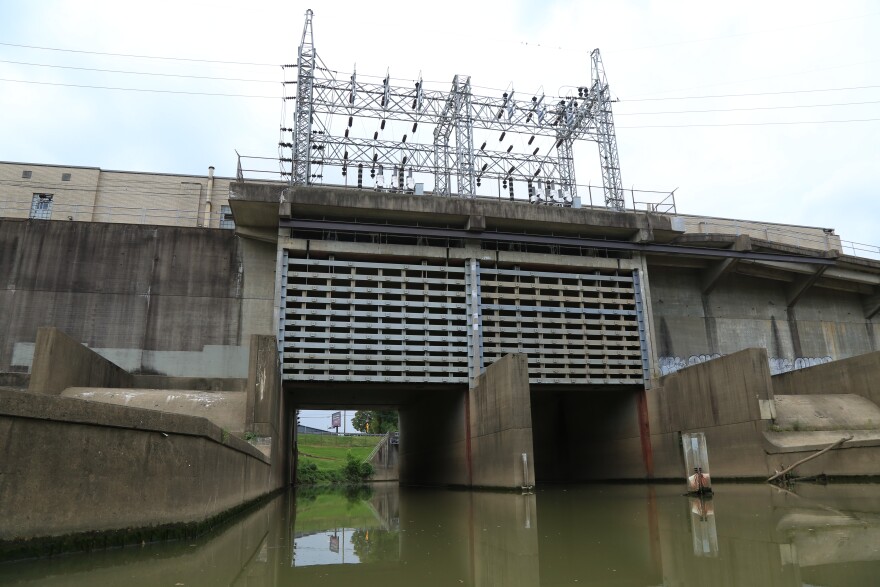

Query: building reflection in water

[5,482,880,586]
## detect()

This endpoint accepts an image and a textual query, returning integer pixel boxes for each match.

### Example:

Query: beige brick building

[0,161,244,228]
[0,159,848,255]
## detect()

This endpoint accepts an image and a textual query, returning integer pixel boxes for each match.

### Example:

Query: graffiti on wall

[767,356,833,376]
[658,354,833,376]
[658,354,722,376]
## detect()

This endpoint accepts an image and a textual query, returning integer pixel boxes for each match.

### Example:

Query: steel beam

[786,265,829,308]
[280,218,838,265]
[701,235,751,294]
[864,289,880,319]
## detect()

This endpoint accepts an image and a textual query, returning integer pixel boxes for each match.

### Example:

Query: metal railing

[633,188,677,215]
[363,431,392,464]
[687,218,878,259]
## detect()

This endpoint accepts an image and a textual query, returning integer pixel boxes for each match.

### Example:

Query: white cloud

[1,0,877,247]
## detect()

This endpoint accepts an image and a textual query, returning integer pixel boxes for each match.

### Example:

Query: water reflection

[3,482,880,586]
[291,484,400,567]
[688,495,718,557]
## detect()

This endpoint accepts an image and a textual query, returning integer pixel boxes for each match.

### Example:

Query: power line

[617,99,880,116]
[0,41,277,67]
[622,84,880,102]
[609,11,880,54]
[619,118,880,129]
[0,78,279,98]
[0,59,279,83]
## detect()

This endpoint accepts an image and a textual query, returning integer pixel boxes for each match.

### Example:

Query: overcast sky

[2,1,878,429]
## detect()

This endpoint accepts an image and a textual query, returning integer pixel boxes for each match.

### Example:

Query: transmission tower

[280,9,626,210]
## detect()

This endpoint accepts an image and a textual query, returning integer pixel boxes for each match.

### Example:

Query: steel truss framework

[281,10,625,210]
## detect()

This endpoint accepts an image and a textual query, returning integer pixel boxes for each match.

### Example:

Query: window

[30,193,54,220]
[219,204,235,229]
[61,173,71,181]
[21,170,32,179]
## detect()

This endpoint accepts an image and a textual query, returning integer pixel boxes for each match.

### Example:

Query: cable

[609,11,880,54]
[0,41,277,67]
[622,84,880,102]
[619,118,880,129]
[0,77,279,98]
[617,98,880,116]
[0,59,279,83]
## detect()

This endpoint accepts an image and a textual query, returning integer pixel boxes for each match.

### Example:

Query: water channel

[3,482,879,586]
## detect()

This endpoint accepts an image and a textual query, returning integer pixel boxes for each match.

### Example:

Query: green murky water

[3,482,880,586]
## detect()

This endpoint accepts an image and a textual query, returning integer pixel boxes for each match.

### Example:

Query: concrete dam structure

[3,181,880,553]
[231,183,880,486]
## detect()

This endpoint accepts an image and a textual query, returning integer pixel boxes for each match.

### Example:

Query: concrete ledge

[763,431,880,454]
[772,350,880,407]
[0,388,277,549]
[130,375,247,392]
[1,388,266,463]
[61,388,248,435]
[230,183,678,241]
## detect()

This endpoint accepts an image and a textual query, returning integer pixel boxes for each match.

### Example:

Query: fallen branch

[767,435,852,483]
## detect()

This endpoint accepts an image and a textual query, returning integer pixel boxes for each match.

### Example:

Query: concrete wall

[678,213,842,252]
[0,388,281,546]
[469,354,535,489]
[772,349,880,406]
[60,389,248,434]
[398,389,469,487]
[0,219,247,377]
[2,494,286,584]
[28,327,133,394]
[650,267,877,378]
[647,348,774,479]
[244,334,291,490]
[368,437,400,482]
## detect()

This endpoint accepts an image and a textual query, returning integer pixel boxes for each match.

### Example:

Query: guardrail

[689,218,878,259]
[363,432,392,464]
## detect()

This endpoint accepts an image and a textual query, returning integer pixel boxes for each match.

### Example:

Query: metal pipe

[202,166,215,227]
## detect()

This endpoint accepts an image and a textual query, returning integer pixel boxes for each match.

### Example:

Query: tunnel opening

[530,386,650,483]
[287,383,469,487]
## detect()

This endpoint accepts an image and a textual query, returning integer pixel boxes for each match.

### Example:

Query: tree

[351,410,398,434]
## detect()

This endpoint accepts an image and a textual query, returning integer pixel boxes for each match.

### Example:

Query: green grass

[297,434,381,473]
[295,489,379,533]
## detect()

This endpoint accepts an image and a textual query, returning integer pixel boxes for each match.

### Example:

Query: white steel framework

[281,9,626,210]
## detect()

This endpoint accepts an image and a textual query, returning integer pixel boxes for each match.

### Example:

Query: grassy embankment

[297,433,382,484]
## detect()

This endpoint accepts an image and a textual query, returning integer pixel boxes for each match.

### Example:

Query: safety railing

[685,218,878,259]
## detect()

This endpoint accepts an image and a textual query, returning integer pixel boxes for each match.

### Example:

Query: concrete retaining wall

[646,348,880,479]
[772,349,880,406]
[647,348,774,479]
[469,354,535,489]
[28,327,133,394]
[0,219,248,377]
[0,388,281,549]
[650,267,878,378]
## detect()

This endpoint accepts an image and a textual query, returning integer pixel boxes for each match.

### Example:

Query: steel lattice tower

[281,9,626,210]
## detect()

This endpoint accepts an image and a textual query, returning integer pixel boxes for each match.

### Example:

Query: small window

[21,170,32,179]
[30,193,54,220]
[219,205,235,229]
[61,173,71,182]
